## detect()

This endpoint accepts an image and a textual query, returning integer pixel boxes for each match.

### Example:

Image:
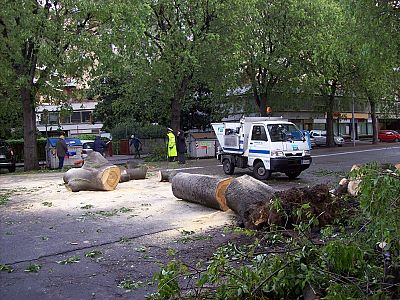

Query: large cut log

[126,160,140,169]
[158,169,178,182]
[171,173,232,211]
[63,151,121,192]
[225,175,278,228]
[126,166,148,180]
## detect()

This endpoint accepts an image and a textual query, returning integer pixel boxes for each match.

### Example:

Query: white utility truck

[212,117,312,180]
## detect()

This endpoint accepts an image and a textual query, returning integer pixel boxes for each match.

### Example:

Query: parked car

[0,139,16,172]
[378,130,400,142]
[81,140,94,159]
[310,130,345,147]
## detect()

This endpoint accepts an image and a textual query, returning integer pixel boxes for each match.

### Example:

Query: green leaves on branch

[151,164,400,299]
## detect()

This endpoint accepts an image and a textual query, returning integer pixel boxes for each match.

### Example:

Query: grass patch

[42,201,53,207]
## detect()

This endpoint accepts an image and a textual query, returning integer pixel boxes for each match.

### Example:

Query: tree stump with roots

[63,151,120,192]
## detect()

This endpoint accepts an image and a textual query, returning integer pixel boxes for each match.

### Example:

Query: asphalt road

[0,141,399,300]
[157,142,400,189]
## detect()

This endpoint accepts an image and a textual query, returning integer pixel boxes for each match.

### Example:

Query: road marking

[313,146,400,158]
[169,166,205,171]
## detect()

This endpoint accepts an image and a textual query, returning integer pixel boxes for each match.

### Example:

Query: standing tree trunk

[369,96,379,144]
[171,74,193,132]
[325,80,337,148]
[22,86,39,171]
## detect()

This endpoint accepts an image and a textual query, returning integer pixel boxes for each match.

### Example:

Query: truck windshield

[267,124,304,142]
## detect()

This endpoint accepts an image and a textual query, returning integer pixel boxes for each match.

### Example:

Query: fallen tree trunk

[158,169,178,182]
[63,151,121,192]
[126,166,148,180]
[225,175,339,229]
[126,160,140,169]
[119,166,131,183]
[225,175,278,228]
[172,173,232,211]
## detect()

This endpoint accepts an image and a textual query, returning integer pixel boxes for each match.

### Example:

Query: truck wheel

[8,165,16,173]
[222,159,235,175]
[253,161,271,180]
[285,171,301,179]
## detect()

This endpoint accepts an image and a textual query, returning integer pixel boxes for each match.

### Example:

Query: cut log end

[101,167,121,190]
[215,177,233,211]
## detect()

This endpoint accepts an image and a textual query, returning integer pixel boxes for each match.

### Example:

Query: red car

[378,130,400,142]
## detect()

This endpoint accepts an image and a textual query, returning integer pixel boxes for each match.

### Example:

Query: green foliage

[144,143,168,162]
[84,250,102,258]
[57,256,80,265]
[5,138,47,163]
[0,264,14,273]
[24,263,41,273]
[118,278,144,290]
[110,122,166,140]
[151,164,400,299]
[0,191,11,205]
[150,260,184,299]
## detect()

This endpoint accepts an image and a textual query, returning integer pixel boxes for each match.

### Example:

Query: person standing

[176,130,186,164]
[56,135,68,169]
[93,135,107,156]
[166,128,177,162]
[129,135,142,158]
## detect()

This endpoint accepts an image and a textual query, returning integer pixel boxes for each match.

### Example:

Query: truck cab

[212,117,312,180]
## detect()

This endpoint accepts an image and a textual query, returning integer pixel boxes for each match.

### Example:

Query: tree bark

[171,73,192,132]
[325,80,337,148]
[158,169,178,182]
[63,151,120,192]
[225,175,278,228]
[369,96,379,144]
[171,173,232,211]
[22,86,39,170]
[126,166,148,180]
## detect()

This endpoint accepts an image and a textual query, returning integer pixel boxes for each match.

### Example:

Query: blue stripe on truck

[223,147,243,152]
[249,149,271,154]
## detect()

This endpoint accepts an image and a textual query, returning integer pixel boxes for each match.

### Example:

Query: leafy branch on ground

[24,263,41,273]
[57,255,80,265]
[149,163,400,299]
[0,264,14,273]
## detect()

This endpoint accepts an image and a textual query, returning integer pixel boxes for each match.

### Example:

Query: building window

[48,112,59,124]
[60,115,71,124]
[81,111,92,123]
[71,112,81,123]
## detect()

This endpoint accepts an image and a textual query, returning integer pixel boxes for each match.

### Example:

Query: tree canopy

[1,0,399,168]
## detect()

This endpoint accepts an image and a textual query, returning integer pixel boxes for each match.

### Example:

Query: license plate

[0,155,5,159]
[302,159,311,165]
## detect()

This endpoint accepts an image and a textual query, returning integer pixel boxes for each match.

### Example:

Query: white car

[310,130,344,147]
[80,140,94,159]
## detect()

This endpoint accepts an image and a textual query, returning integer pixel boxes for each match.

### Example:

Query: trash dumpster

[187,132,217,158]
[46,138,83,169]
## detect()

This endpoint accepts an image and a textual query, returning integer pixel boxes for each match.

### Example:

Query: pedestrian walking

[129,135,142,158]
[166,128,177,162]
[56,135,68,169]
[93,135,107,156]
[177,130,186,164]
